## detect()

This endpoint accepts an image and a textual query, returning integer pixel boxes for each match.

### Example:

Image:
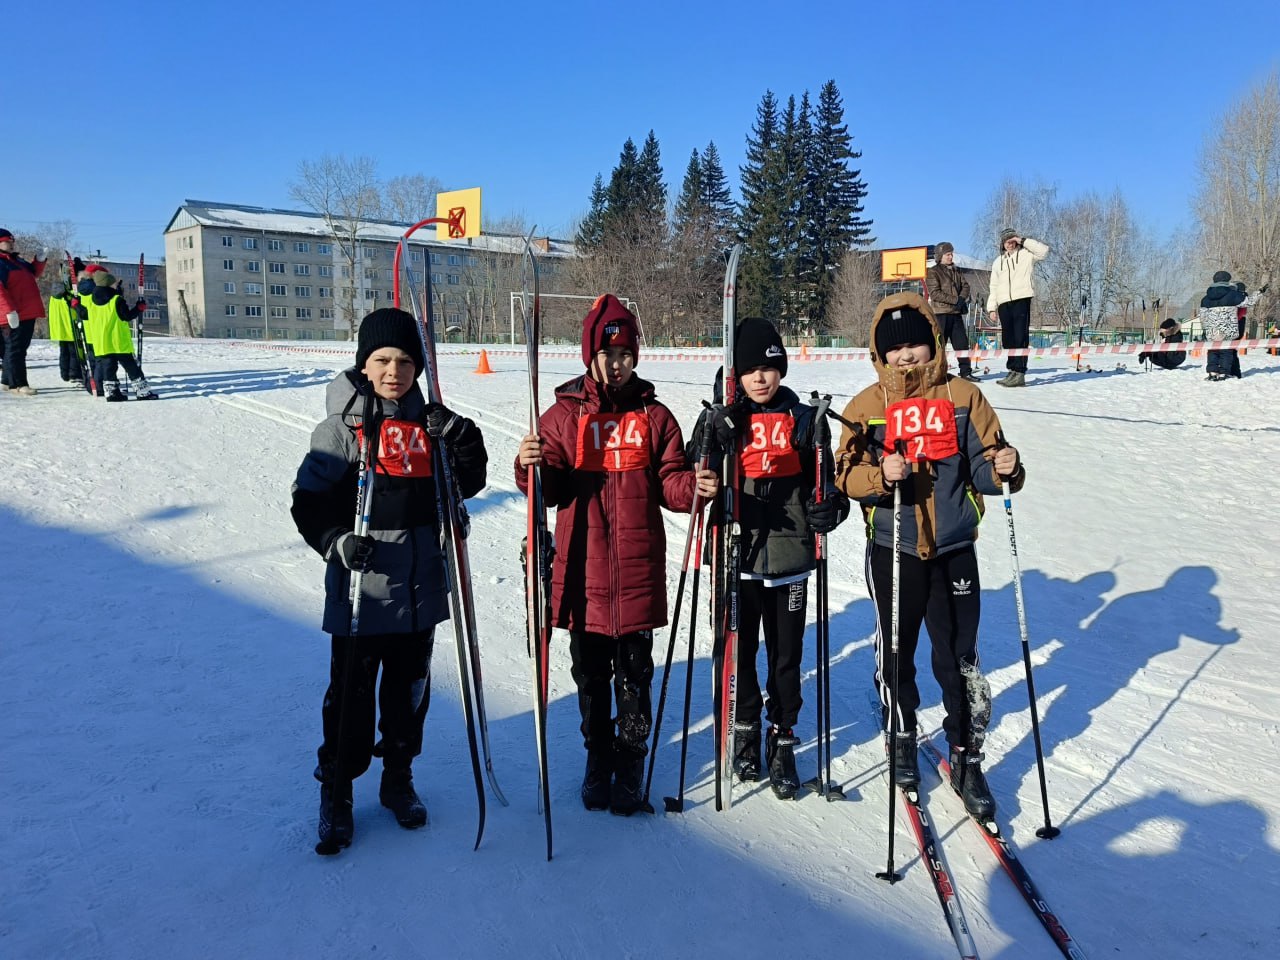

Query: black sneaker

[733,721,762,782]
[766,726,801,800]
[610,752,649,816]
[959,371,981,383]
[891,731,920,790]
[379,769,428,829]
[581,752,611,811]
[318,780,354,849]
[949,747,996,821]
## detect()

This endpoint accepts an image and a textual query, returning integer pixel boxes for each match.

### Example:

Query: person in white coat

[985,229,1049,387]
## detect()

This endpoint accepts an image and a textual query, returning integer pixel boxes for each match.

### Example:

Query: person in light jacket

[985,229,1049,388]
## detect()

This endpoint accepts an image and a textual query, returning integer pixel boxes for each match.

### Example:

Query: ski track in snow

[2,339,1279,959]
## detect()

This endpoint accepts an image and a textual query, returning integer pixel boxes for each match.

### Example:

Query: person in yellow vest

[47,281,84,384]
[85,271,157,401]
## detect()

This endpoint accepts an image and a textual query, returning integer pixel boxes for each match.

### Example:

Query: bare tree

[290,154,382,338]
[381,173,447,223]
[1194,70,1279,322]
[827,249,881,346]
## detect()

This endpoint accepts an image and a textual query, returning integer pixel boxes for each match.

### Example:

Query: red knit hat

[581,294,640,366]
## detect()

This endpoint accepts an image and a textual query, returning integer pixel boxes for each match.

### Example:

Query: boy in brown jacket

[834,292,1024,821]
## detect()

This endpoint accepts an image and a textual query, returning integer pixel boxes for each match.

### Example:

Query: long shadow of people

[983,565,1240,828]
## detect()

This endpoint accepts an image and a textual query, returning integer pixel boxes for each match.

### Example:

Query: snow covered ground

[3,338,1278,959]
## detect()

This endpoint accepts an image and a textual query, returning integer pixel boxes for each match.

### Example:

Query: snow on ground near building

[2,339,1278,960]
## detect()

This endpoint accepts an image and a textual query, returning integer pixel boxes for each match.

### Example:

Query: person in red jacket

[0,228,49,396]
[516,294,718,816]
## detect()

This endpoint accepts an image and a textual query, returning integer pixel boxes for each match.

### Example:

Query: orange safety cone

[474,349,493,375]
[799,343,811,360]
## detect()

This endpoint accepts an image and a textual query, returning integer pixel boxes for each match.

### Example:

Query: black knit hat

[735,317,787,377]
[875,304,935,358]
[1212,270,1232,283]
[0,228,13,241]
[356,307,424,377]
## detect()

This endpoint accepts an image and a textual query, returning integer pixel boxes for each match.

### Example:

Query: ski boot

[581,751,611,811]
[379,768,428,829]
[316,779,354,853]
[733,721,762,782]
[949,747,997,822]
[766,725,801,800]
[105,383,126,402]
[610,750,649,816]
[890,730,920,791]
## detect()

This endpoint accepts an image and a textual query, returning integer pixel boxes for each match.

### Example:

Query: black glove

[332,532,376,572]
[424,402,466,443]
[805,495,842,534]
[706,403,739,451]
[73,256,86,275]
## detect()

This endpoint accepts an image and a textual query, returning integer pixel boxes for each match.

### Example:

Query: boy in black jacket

[291,308,487,851]
[689,318,849,799]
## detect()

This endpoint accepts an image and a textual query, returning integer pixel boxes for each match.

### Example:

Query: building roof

[165,200,576,258]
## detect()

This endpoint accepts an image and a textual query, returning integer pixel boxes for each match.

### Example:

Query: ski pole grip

[995,430,1008,451]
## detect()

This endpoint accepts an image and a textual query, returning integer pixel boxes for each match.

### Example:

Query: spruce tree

[635,131,668,226]
[698,142,736,254]
[577,173,609,250]
[737,90,787,319]
[806,79,874,327]
[673,149,704,236]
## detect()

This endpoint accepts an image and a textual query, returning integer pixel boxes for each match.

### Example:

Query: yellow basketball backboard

[880,247,928,282]
[435,187,482,240]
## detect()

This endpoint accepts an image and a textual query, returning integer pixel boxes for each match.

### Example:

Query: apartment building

[163,200,572,341]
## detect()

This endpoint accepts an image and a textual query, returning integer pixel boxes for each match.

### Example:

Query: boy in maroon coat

[517,295,718,815]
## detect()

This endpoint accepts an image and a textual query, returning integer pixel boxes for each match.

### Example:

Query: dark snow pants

[997,298,1032,373]
[737,577,809,730]
[316,629,434,783]
[1,319,35,388]
[937,312,973,375]
[97,353,144,389]
[569,631,654,760]
[867,543,988,750]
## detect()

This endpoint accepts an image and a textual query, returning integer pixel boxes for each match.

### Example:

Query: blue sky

[5,1,1278,261]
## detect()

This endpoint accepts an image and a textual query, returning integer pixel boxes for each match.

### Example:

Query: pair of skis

[520,232,554,860]
[393,226,508,853]
[64,251,98,396]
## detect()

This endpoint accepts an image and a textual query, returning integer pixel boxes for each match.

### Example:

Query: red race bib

[739,412,801,478]
[883,398,959,463]
[574,411,652,472]
[360,419,434,477]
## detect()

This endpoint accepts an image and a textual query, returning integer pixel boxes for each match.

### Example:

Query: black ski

[920,738,1087,959]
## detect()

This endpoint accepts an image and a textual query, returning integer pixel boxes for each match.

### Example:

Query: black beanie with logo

[734,317,788,377]
[875,305,935,359]
[356,307,424,377]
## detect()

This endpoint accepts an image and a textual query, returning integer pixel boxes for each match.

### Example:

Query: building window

[225,305,237,316]
[246,260,261,273]
[295,286,311,298]
[431,273,443,284]
[317,243,332,255]
[318,264,332,277]
[270,306,287,319]
[144,309,160,320]
[269,262,285,274]
[411,270,423,283]
[221,236,233,247]
[364,289,379,301]
[466,256,479,267]
[243,237,259,250]
[362,246,378,258]
[297,328,316,340]
[447,254,460,266]
[410,251,422,263]
[245,327,263,339]
[223,259,234,270]
[245,305,263,317]
[340,266,352,278]
[319,286,332,299]
[447,312,462,326]
[320,308,334,320]
[296,307,313,320]
[145,280,159,292]
[294,241,310,253]
[364,268,379,280]
[447,274,460,285]
[267,239,284,251]
[430,253,441,264]
[225,328,237,338]
[294,263,310,276]
[224,282,236,294]
[244,282,263,295]
[269,284,287,296]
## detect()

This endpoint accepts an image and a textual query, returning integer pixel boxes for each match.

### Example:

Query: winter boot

[766,725,801,800]
[610,750,648,816]
[317,780,354,850]
[949,747,997,821]
[379,769,428,829]
[959,370,981,383]
[581,751,611,811]
[733,721,762,782]
[890,730,920,790]
[998,371,1026,388]
[133,378,159,400]
[105,383,125,402]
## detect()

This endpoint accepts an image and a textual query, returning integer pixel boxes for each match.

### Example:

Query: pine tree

[577,174,609,250]
[776,94,810,326]
[635,131,668,226]
[737,90,787,319]
[605,137,641,231]
[699,141,736,254]
[806,79,874,327]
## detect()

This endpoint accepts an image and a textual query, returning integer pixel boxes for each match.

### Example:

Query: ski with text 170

[393,226,509,852]
[521,230,554,860]
[712,243,743,811]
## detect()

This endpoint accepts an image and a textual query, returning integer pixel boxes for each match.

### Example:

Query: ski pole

[664,506,706,814]
[1076,296,1087,372]
[995,430,1059,840]
[646,412,716,807]
[876,440,907,884]
[136,253,145,362]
